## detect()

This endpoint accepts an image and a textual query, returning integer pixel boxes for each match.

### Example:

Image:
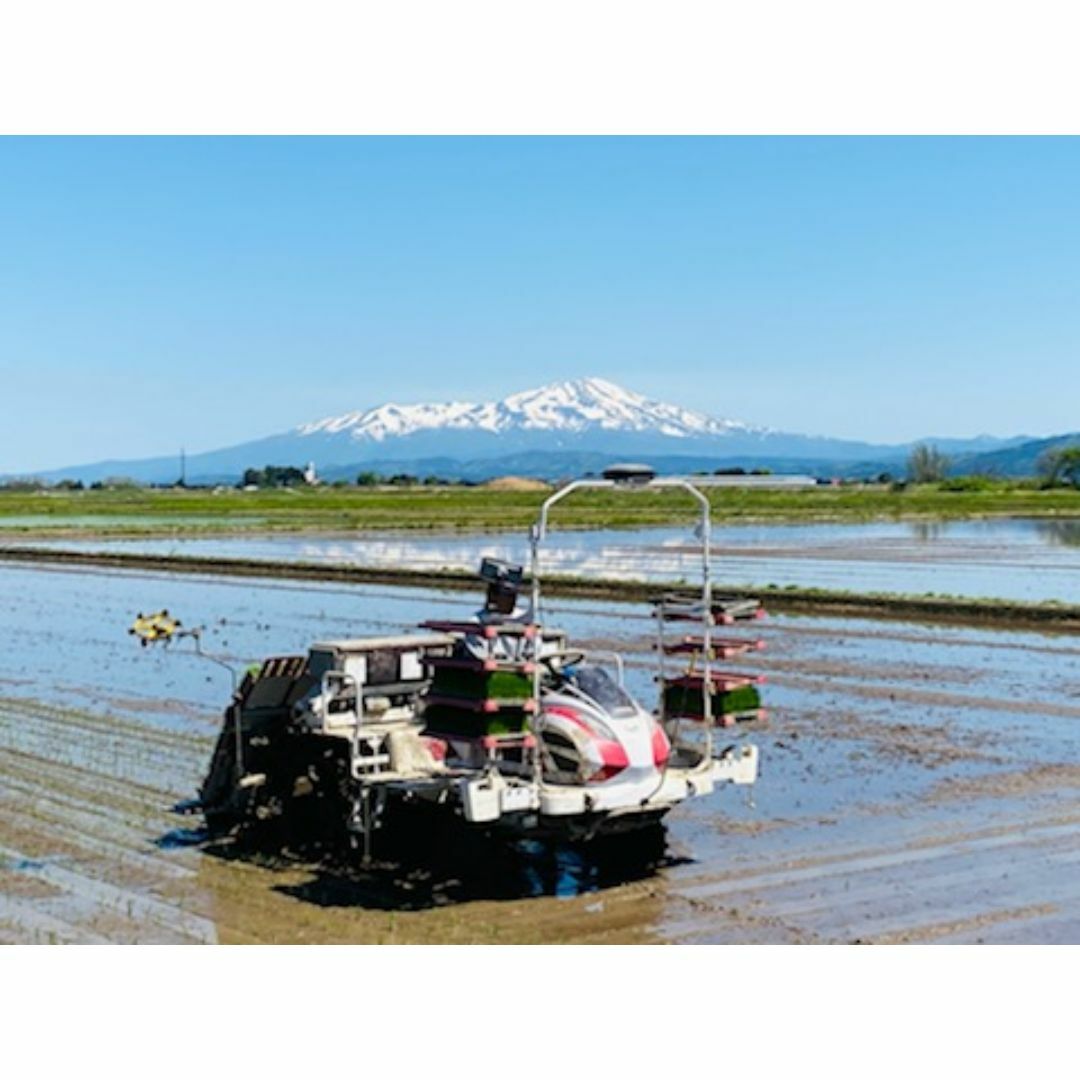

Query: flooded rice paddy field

[1,559,1079,943]
[26,516,1080,603]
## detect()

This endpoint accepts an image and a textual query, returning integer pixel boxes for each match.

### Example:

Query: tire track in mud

[0,744,196,834]
[0,697,211,799]
[764,619,1080,656]
[676,818,1080,905]
[0,894,113,945]
[0,842,216,943]
[0,778,213,944]
[0,690,218,943]
[927,907,1080,944]
[0,789,197,883]
[769,673,1080,720]
[663,813,1080,943]
[824,865,1080,944]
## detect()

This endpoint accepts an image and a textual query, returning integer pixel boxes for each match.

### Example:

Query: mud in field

[1,561,1079,944]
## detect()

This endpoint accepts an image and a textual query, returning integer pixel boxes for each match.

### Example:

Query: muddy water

[1,560,1079,943]
[25,516,1080,602]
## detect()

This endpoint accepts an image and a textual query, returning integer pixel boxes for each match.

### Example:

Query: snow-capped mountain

[297,377,765,444]
[17,376,1030,485]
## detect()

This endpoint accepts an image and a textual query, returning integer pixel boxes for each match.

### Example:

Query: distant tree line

[0,477,138,492]
[235,467,469,489]
[356,471,468,487]
[241,465,308,488]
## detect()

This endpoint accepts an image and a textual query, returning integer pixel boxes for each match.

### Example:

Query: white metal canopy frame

[526,466,816,782]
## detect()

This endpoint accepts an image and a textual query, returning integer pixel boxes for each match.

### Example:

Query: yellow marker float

[129,610,182,646]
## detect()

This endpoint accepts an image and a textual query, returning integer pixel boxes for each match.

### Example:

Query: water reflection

[1033,519,1080,548]
[909,520,947,542]
[24,515,1080,602]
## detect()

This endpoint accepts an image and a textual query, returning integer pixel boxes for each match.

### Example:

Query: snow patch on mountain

[297,377,765,444]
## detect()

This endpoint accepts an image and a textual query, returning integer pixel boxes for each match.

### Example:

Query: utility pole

[179,446,186,488]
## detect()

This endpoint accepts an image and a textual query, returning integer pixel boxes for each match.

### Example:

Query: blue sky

[2,137,1079,472]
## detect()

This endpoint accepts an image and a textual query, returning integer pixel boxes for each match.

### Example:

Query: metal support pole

[651,479,713,768]
[529,475,717,776]
[186,628,244,780]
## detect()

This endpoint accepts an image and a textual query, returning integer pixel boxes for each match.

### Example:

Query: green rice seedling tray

[662,682,762,721]
[422,703,533,738]
[429,665,533,701]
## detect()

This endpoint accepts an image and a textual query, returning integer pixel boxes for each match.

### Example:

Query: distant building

[303,461,319,486]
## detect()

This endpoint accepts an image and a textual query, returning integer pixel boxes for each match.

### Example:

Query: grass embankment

[1,544,1078,631]
[2,483,1079,537]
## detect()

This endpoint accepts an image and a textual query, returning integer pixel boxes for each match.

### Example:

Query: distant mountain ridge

[5,376,1052,485]
[948,432,1080,477]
